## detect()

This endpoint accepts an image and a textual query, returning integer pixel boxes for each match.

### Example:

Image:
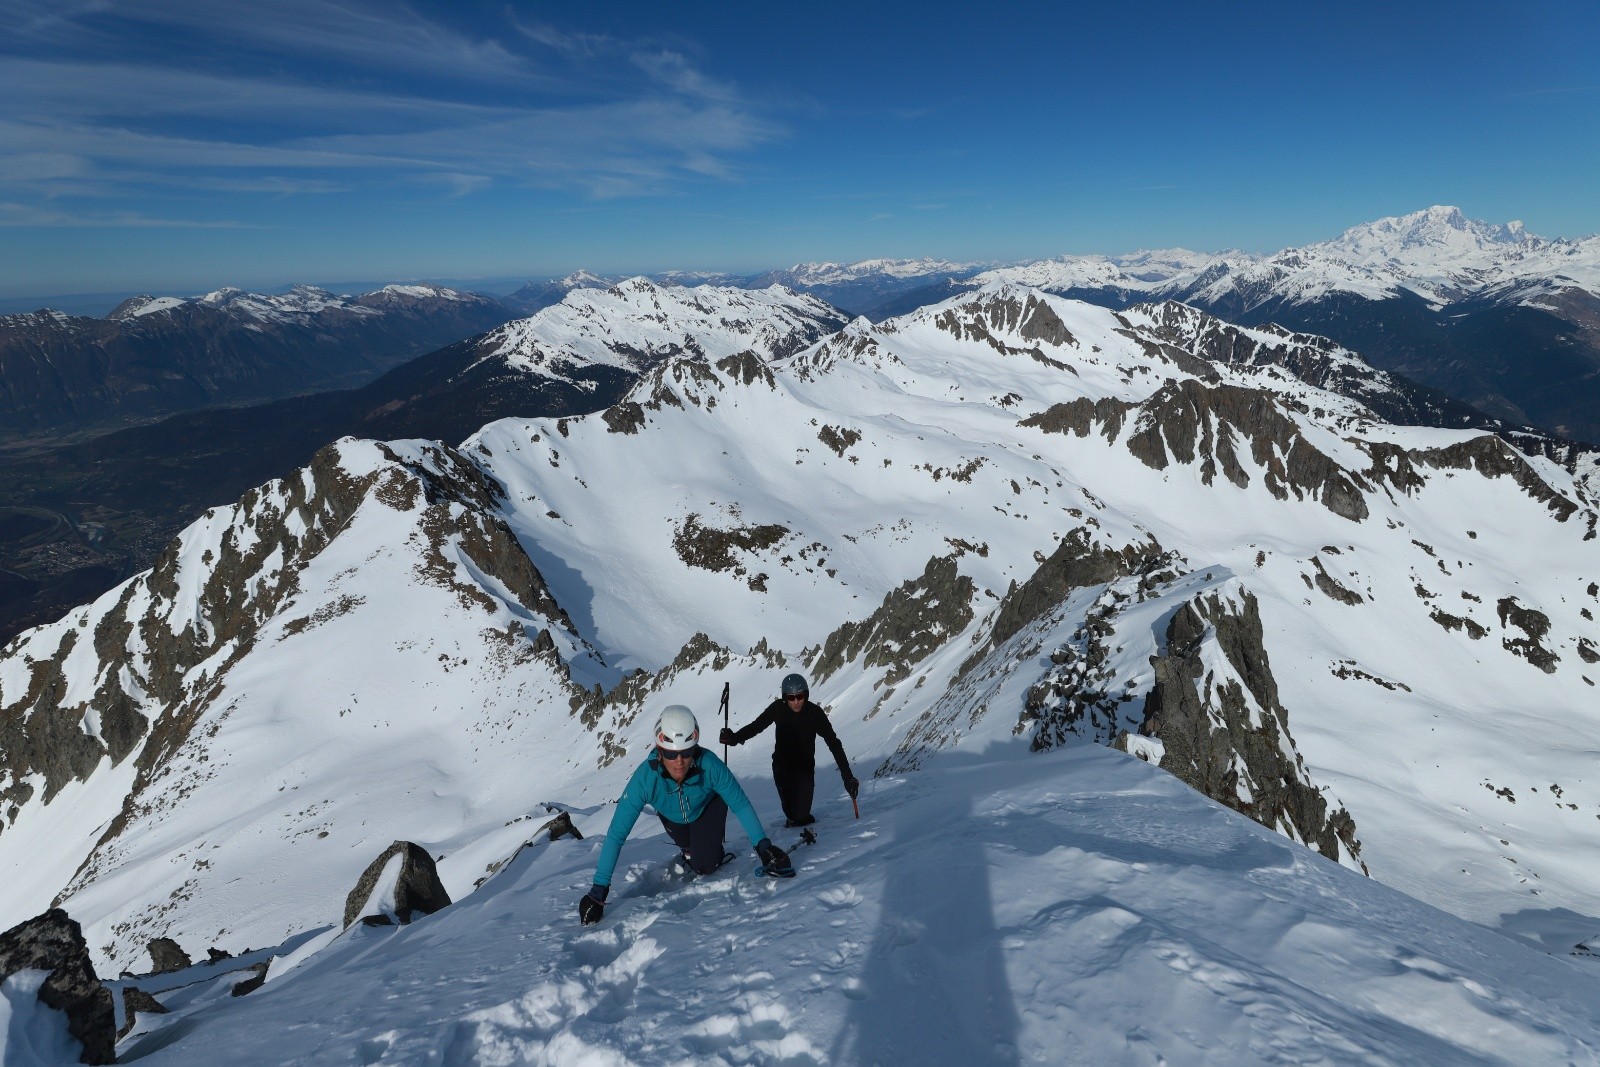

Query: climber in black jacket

[720,672,858,827]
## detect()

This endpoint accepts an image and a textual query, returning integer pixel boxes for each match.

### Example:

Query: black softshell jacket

[730,699,851,774]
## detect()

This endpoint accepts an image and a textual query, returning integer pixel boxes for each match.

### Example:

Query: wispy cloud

[0,201,256,228]
[0,2,780,212]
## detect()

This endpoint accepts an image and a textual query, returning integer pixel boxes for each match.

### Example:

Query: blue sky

[2,0,1597,299]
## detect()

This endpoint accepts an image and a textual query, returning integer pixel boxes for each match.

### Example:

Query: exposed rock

[1310,557,1364,605]
[812,555,976,697]
[0,908,115,1064]
[543,810,582,842]
[343,841,453,929]
[671,514,789,575]
[1498,597,1560,673]
[1138,587,1366,871]
[714,350,778,388]
[473,810,586,890]
[976,530,1162,665]
[230,962,268,997]
[146,936,190,975]
[1023,380,1371,521]
[205,947,233,963]
[1430,608,1488,639]
[818,424,863,458]
[118,987,169,1039]
[602,400,647,434]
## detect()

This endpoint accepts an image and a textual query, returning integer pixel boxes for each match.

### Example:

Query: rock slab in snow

[342,841,452,929]
[0,909,114,1065]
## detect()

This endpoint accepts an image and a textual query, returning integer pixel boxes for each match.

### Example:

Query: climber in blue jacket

[578,705,793,924]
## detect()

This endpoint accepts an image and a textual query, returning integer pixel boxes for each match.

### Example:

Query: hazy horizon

[4,0,1597,298]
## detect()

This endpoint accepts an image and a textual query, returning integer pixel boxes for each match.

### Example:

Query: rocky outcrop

[1365,436,1582,522]
[343,841,452,929]
[0,443,371,828]
[0,909,115,1064]
[932,290,1082,369]
[230,963,269,997]
[1017,552,1185,750]
[976,530,1165,663]
[1023,380,1371,521]
[146,936,190,975]
[118,987,168,1039]
[1137,586,1365,871]
[813,555,976,704]
[473,810,585,890]
[1498,597,1560,673]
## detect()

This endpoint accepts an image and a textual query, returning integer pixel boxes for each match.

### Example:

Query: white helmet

[654,705,700,752]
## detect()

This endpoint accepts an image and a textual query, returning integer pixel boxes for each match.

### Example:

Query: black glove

[578,883,608,925]
[755,838,792,875]
[719,727,736,746]
[842,772,859,799]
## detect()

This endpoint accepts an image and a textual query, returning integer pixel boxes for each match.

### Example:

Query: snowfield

[2,279,1599,1064]
[114,746,1600,1066]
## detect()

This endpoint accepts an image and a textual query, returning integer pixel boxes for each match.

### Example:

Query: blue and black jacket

[592,747,768,888]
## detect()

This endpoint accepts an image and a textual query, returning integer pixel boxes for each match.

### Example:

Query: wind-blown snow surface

[115,746,1600,1066]
[3,283,1600,1061]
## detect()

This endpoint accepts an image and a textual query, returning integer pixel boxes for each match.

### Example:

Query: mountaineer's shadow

[832,786,1021,1065]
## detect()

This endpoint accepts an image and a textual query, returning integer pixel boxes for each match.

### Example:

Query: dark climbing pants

[773,761,815,825]
[658,794,728,873]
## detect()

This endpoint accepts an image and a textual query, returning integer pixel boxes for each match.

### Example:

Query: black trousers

[773,761,815,825]
[658,794,728,873]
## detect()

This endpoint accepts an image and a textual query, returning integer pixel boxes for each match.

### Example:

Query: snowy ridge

[2,284,1600,1060]
[765,257,981,286]
[113,745,1600,1064]
[102,282,495,325]
[475,277,846,382]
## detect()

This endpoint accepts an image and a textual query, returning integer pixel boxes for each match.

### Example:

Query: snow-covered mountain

[971,207,1600,311]
[3,283,1599,1061]
[503,259,989,319]
[0,283,519,442]
[0,280,846,654]
[898,208,1600,443]
[478,278,846,383]
[746,257,987,315]
[500,270,615,315]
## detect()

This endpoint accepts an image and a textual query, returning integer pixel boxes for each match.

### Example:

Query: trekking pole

[719,682,730,763]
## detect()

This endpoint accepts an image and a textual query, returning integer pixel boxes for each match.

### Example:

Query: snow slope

[115,745,1600,1066]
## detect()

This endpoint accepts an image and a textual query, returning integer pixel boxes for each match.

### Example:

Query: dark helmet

[781,673,809,697]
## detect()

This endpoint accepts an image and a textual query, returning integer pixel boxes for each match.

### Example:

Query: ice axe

[719,681,730,763]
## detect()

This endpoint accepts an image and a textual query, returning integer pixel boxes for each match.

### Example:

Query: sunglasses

[657,746,695,762]
[784,693,808,702]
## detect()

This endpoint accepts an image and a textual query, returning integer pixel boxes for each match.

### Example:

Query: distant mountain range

[5,205,1600,648]
[0,283,520,443]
